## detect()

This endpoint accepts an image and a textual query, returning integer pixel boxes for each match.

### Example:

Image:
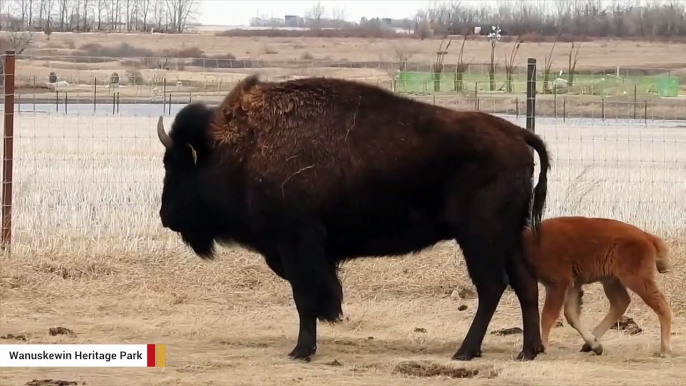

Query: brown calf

[522,216,672,357]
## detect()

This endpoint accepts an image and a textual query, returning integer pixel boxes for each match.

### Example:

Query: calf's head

[157,103,218,258]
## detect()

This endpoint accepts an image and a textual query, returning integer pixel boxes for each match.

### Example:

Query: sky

[198,0,437,26]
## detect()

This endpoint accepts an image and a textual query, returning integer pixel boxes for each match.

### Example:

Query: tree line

[417,0,686,39]
[0,0,199,34]
[238,0,686,41]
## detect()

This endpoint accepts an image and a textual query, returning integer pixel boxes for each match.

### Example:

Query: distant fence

[396,71,681,97]
[0,54,684,120]
[4,54,685,109]
[1,52,685,256]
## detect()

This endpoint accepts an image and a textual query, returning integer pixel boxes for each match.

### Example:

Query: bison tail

[523,130,551,239]
[646,232,670,273]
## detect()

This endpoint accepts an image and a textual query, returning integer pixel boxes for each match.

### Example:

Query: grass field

[1,112,686,385]
[28,31,686,68]
[10,31,686,107]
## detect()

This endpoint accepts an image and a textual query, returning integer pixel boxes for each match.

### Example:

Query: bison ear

[187,143,197,165]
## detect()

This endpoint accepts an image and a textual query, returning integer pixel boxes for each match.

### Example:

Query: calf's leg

[622,276,672,357]
[540,284,568,353]
[564,284,603,355]
[581,279,630,352]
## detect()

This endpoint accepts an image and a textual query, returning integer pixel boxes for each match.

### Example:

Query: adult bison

[156,74,550,362]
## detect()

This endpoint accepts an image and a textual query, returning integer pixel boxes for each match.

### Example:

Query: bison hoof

[517,343,544,361]
[288,344,317,362]
[452,347,482,361]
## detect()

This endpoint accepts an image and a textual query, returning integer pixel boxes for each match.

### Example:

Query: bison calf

[522,216,672,357]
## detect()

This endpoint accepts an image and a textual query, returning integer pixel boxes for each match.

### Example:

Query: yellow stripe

[156,344,166,367]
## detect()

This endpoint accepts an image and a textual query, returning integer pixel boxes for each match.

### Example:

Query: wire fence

[1,52,685,257]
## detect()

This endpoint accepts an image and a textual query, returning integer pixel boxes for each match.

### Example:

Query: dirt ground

[1,239,685,386]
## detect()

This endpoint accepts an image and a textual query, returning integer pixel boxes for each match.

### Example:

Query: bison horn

[157,116,173,149]
[187,144,197,164]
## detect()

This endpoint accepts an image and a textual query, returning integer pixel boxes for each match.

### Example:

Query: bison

[522,216,672,357]
[156,74,551,362]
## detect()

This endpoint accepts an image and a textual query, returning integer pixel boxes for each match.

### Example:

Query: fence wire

[1,54,685,256]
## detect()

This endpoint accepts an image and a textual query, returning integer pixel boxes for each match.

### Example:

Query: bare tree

[57,0,67,31]
[0,30,32,85]
[38,0,56,32]
[392,41,415,72]
[15,0,32,29]
[331,6,345,28]
[306,1,325,28]
[73,0,81,31]
[107,0,121,32]
[152,0,165,31]
[454,33,472,92]
[139,0,151,31]
[416,0,686,39]
[81,0,91,31]
[164,0,199,33]
[27,0,34,29]
[129,0,139,31]
[504,36,522,93]
[6,31,33,53]
[567,39,582,87]
[0,34,22,86]
[381,40,416,87]
[125,0,130,31]
[96,0,105,30]
[542,36,559,94]
[432,37,451,92]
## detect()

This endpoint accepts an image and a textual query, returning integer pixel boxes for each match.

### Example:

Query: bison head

[157,103,219,258]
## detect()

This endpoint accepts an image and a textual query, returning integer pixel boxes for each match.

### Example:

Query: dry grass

[25,32,686,69]
[11,32,686,104]
[1,113,686,385]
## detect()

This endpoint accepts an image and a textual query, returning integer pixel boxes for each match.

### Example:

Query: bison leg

[288,284,320,361]
[451,236,509,361]
[506,250,545,360]
[450,174,537,361]
[279,226,343,362]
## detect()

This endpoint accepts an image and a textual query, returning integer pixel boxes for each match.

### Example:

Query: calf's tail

[645,231,670,273]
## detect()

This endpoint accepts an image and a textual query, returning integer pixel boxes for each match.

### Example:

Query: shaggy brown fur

[522,216,672,357]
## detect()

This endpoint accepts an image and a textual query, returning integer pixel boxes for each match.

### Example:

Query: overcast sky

[198,0,438,26]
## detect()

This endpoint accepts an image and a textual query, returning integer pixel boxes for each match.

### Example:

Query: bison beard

[179,227,216,259]
[156,74,551,363]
